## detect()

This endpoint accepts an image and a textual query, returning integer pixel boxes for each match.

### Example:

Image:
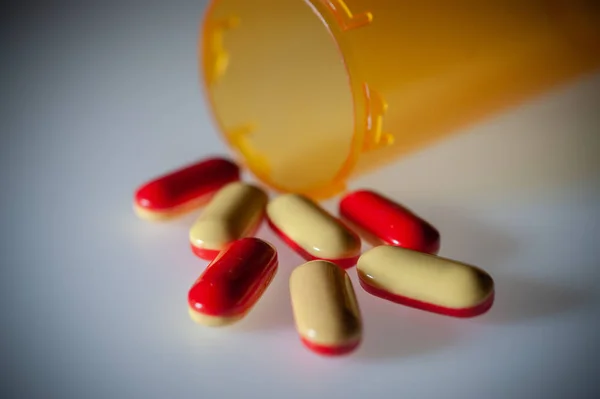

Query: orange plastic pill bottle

[200,0,600,199]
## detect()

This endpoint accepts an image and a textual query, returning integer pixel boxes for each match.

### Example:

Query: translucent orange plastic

[200,0,600,198]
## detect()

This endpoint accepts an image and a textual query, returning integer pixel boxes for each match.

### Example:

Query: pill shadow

[230,225,302,332]
[416,206,520,270]
[477,273,593,325]
[397,208,593,322]
[354,285,465,361]
[232,265,295,332]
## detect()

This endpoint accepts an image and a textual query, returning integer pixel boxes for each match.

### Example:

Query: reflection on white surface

[1,2,599,399]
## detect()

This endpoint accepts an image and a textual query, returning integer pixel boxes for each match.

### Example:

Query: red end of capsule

[134,157,239,218]
[358,277,495,318]
[340,190,440,254]
[300,337,361,356]
[188,238,278,322]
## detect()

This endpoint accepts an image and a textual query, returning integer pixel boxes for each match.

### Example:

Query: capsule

[189,182,268,260]
[357,246,494,318]
[289,260,362,356]
[188,237,278,326]
[340,190,440,254]
[266,194,361,268]
[134,157,240,221]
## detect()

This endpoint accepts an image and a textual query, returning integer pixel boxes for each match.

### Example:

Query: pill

[266,194,361,268]
[289,260,362,356]
[189,182,268,260]
[134,157,239,221]
[357,246,494,317]
[340,190,440,254]
[188,237,278,326]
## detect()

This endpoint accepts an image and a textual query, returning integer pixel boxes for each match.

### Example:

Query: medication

[266,194,361,268]
[189,182,268,260]
[134,157,239,221]
[340,190,440,254]
[357,246,494,318]
[188,237,278,327]
[289,260,362,356]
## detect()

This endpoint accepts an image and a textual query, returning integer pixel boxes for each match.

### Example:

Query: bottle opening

[201,0,354,196]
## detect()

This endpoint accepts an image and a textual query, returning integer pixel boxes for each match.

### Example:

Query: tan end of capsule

[189,182,268,251]
[289,260,362,348]
[267,194,361,259]
[357,246,494,310]
[187,306,243,327]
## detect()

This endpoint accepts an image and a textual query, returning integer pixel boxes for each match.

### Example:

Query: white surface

[2,3,600,398]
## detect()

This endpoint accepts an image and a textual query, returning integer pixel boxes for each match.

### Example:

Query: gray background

[2,2,600,398]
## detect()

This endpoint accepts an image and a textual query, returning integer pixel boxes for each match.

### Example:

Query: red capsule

[134,157,240,221]
[339,190,440,254]
[187,238,278,326]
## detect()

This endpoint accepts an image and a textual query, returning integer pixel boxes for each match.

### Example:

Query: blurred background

[1,1,600,398]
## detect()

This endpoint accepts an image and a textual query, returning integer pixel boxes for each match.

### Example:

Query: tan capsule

[189,182,268,260]
[357,246,494,317]
[289,260,362,356]
[266,194,361,268]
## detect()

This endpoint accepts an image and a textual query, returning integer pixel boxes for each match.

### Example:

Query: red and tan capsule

[357,246,494,318]
[189,182,268,260]
[340,190,440,254]
[289,260,362,356]
[188,237,278,327]
[266,194,361,268]
[134,157,240,221]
